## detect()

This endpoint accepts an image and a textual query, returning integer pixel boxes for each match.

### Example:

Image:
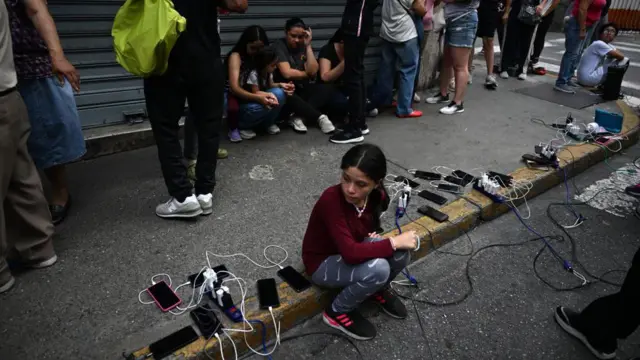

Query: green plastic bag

[112,0,187,77]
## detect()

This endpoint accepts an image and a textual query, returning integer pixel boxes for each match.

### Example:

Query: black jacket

[341,0,379,37]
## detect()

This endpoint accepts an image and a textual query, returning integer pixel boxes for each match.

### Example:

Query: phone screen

[147,281,181,311]
[257,279,280,309]
[394,176,420,189]
[149,326,199,359]
[438,184,461,193]
[190,307,222,338]
[418,190,447,205]
[277,266,312,292]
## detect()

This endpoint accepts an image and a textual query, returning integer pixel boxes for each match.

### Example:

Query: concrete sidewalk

[0,68,636,359]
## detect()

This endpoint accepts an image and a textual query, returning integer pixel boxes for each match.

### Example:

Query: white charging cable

[206,245,289,270]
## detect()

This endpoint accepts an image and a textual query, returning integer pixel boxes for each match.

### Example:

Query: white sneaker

[485,74,498,90]
[155,195,202,218]
[413,93,421,103]
[267,124,280,135]
[317,115,335,134]
[196,193,213,215]
[30,255,58,269]
[239,130,256,139]
[518,73,527,80]
[367,108,379,117]
[448,78,456,92]
[468,76,473,85]
[500,71,509,79]
[289,117,308,133]
[439,101,465,115]
[0,277,15,294]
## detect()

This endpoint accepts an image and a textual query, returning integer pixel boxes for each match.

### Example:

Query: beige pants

[0,90,54,285]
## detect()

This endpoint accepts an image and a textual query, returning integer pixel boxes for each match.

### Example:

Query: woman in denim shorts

[426,0,479,115]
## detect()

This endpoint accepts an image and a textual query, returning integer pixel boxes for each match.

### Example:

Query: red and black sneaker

[371,288,408,319]
[322,305,376,340]
[625,183,640,198]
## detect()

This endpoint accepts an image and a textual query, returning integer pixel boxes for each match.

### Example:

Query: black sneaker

[360,124,370,135]
[426,93,450,104]
[323,305,376,340]
[554,306,616,360]
[329,128,364,144]
[372,288,407,319]
[625,183,640,198]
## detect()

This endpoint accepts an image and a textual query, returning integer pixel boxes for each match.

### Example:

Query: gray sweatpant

[311,237,411,313]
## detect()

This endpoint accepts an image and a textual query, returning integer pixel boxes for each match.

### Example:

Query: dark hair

[285,17,307,32]
[229,25,269,58]
[599,22,618,36]
[329,28,344,44]
[340,144,389,230]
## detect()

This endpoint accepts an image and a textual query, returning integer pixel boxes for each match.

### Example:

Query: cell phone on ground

[190,306,222,338]
[149,326,199,360]
[187,265,229,288]
[257,278,280,309]
[417,205,449,222]
[394,176,420,188]
[418,190,448,205]
[444,175,469,186]
[147,280,182,312]
[413,170,441,180]
[453,170,475,184]
[277,266,312,293]
[437,183,461,193]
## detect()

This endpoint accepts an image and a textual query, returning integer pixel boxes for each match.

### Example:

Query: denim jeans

[556,16,595,86]
[238,87,286,130]
[371,37,419,116]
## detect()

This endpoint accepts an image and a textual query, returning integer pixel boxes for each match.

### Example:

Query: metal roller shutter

[49,0,382,130]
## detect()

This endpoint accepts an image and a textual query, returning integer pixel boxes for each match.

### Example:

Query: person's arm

[276,62,310,81]
[578,0,593,39]
[411,0,427,17]
[502,0,512,23]
[536,0,550,15]
[23,0,80,91]
[228,54,266,103]
[544,0,562,16]
[607,49,625,61]
[219,0,247,13]
[319,58,345,83]
[303,29,319,78]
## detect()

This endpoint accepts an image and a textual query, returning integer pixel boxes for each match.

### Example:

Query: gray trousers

[311,237,411,313]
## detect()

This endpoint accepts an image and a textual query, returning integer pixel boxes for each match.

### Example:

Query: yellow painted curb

[127,101,639,360]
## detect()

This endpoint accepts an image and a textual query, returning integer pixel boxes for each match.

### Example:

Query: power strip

[472,174,505,203]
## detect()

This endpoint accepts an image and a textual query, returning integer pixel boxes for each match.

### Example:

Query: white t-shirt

[577,40,615,87]
[245,70,273,90]
[380,0,418,43]
[0,0,17,92]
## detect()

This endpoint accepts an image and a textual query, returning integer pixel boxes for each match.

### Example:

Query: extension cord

[473,175,505,203]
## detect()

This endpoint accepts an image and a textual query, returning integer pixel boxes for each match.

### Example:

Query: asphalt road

[244,145,640,360]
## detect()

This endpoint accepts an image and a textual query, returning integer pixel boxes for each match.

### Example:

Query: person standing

[144,0,247,219]
[473,0,506,89]
[0,0,57,294]
[554,0,606,93]
[370,0,426,119]
[330,0,379,144]
[6,0,86,225]
[426,0,480,115]
[527,0,561,75]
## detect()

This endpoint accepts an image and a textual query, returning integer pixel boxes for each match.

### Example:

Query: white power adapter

[202,267,217,293]
[480,173,500,195]
[567,123,581,136]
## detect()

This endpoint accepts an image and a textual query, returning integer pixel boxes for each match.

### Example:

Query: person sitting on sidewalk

[370,0,425,118]
[236,47,290,138]
[1,0,57,294]
[554,245,639,360]
[302,143,418,340]
[318,29,378,124]
[426,0,479,115]
[6,0,87,225]
[273,18,335,135]
[576,23,628,88]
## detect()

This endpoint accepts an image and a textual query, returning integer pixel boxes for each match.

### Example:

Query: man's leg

[395,38,420,116]
[555,17,581,90]
[144,68,202,218]
[370,40,397,111]
[530,10,555,66]
[343,33,369,130]
[555,247,640,358]
[0,91,55,293]
[187,59,224,199]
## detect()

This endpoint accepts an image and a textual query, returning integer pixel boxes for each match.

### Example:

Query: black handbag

[518,0,542,25]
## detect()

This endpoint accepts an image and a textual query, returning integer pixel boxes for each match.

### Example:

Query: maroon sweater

[302,185,394,275]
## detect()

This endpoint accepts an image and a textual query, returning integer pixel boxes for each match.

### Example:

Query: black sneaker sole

[376,302,407,319]
[554,307,616,360]
[322,313,374,341]
[330,136,365,144]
